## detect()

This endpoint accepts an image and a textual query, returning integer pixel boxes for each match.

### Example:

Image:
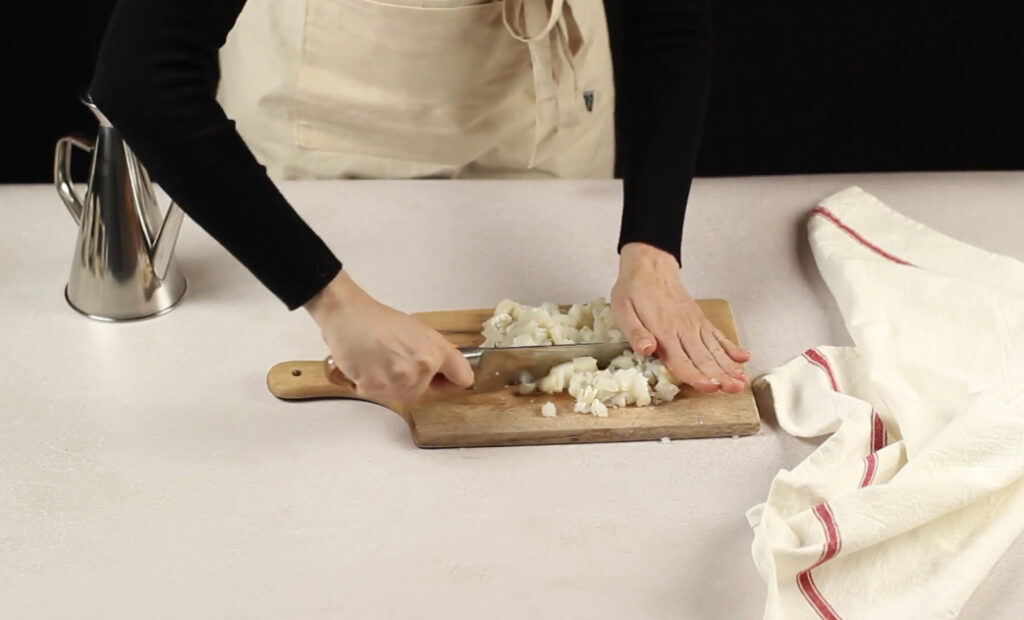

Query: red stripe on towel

[803,348,839,391]
[859,411,888,487]
[811,206,916,266]
[797,502,845,620]
[817,503,843,560]
[802,350,890,485]
[792,209,905,614]
[871,410,887,452]
[859,453,879,488]
[798,572,841,620]
[795,345,885,616]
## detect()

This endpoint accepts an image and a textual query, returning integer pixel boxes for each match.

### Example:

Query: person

[89,0,751,404]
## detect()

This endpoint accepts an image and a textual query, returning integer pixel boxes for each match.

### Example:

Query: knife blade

[324,342,632,394]
[463,342,632,391]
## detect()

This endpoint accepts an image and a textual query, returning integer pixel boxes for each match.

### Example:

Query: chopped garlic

[540,402,557,417]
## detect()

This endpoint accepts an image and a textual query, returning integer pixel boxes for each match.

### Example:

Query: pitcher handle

[54,133,95,224]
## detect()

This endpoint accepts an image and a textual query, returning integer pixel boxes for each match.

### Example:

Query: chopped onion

[482,298,682,416]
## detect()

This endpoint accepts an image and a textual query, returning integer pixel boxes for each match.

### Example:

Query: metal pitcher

[54,94,187,321]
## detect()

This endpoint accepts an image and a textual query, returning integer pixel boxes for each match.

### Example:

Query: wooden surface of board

[267,299,760,448]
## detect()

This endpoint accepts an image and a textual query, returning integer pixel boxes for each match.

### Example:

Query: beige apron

[217,0,614,180]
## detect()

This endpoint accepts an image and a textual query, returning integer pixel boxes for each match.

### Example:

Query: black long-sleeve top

[89,0,712,310]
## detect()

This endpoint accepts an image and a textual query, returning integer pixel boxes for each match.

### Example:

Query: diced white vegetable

[548,324,571,345]
[511,334,536,346]
[572,356,598,372]
[567,304,588,326]
[609,355,633,370]
[651,361,678,386]
[481,297,684,416]
[540,402,557,417]
[596,373,619,393]
[519,306,554,328]
[494,298,518,317]
[654,381,680,403]
[578,326,595,343]
[631,374,652,406]
[538,361,573,393]
[567,373,586,398]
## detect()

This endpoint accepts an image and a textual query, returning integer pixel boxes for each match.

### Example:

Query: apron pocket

[294,0,533,165]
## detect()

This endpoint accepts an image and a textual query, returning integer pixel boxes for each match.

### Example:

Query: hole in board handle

[291,369,302,377]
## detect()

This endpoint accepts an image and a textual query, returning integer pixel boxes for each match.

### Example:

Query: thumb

[614,299,657,356]
[438,344,475,389]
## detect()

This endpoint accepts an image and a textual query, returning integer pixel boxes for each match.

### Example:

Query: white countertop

[2,173,1022,619]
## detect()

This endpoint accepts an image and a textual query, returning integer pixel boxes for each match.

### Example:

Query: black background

[4,1,1022,184]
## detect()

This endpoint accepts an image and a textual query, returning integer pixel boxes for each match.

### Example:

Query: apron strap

[503,0,581,167]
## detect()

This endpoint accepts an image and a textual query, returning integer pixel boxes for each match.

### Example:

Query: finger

[628,300,715,391]
[701,325,747,391]
[381,361,430,404]
[438,344,475,389]
[678,330,735,392]
[353,375,392,403]
[711,327,751,363]
[429,375,465,393]
[656,336,718,393]
[612,297,656,355]
[405,362,440,402]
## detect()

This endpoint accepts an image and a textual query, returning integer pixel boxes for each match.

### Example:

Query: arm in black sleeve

[89,0,341,310]
[605,0,713,266]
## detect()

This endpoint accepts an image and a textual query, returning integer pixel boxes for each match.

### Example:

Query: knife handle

[265,350,486,404]
[324,355,358,390]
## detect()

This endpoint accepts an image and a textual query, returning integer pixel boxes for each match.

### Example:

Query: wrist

[619,242,680,273]
[304,269,361,325]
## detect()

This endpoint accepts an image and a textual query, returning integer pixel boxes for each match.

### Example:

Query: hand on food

[481,298,690,416]
[611,242,750,394]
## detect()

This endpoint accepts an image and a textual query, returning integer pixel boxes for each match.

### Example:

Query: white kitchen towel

[747,186,1024,620]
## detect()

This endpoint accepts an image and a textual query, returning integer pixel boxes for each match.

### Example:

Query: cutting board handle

[266,359,357,400]
[267,355,461,406]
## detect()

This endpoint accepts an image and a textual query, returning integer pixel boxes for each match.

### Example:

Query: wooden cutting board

[267,299,760,448]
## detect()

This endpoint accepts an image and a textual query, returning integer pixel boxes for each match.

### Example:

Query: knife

[325,341,632,393]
